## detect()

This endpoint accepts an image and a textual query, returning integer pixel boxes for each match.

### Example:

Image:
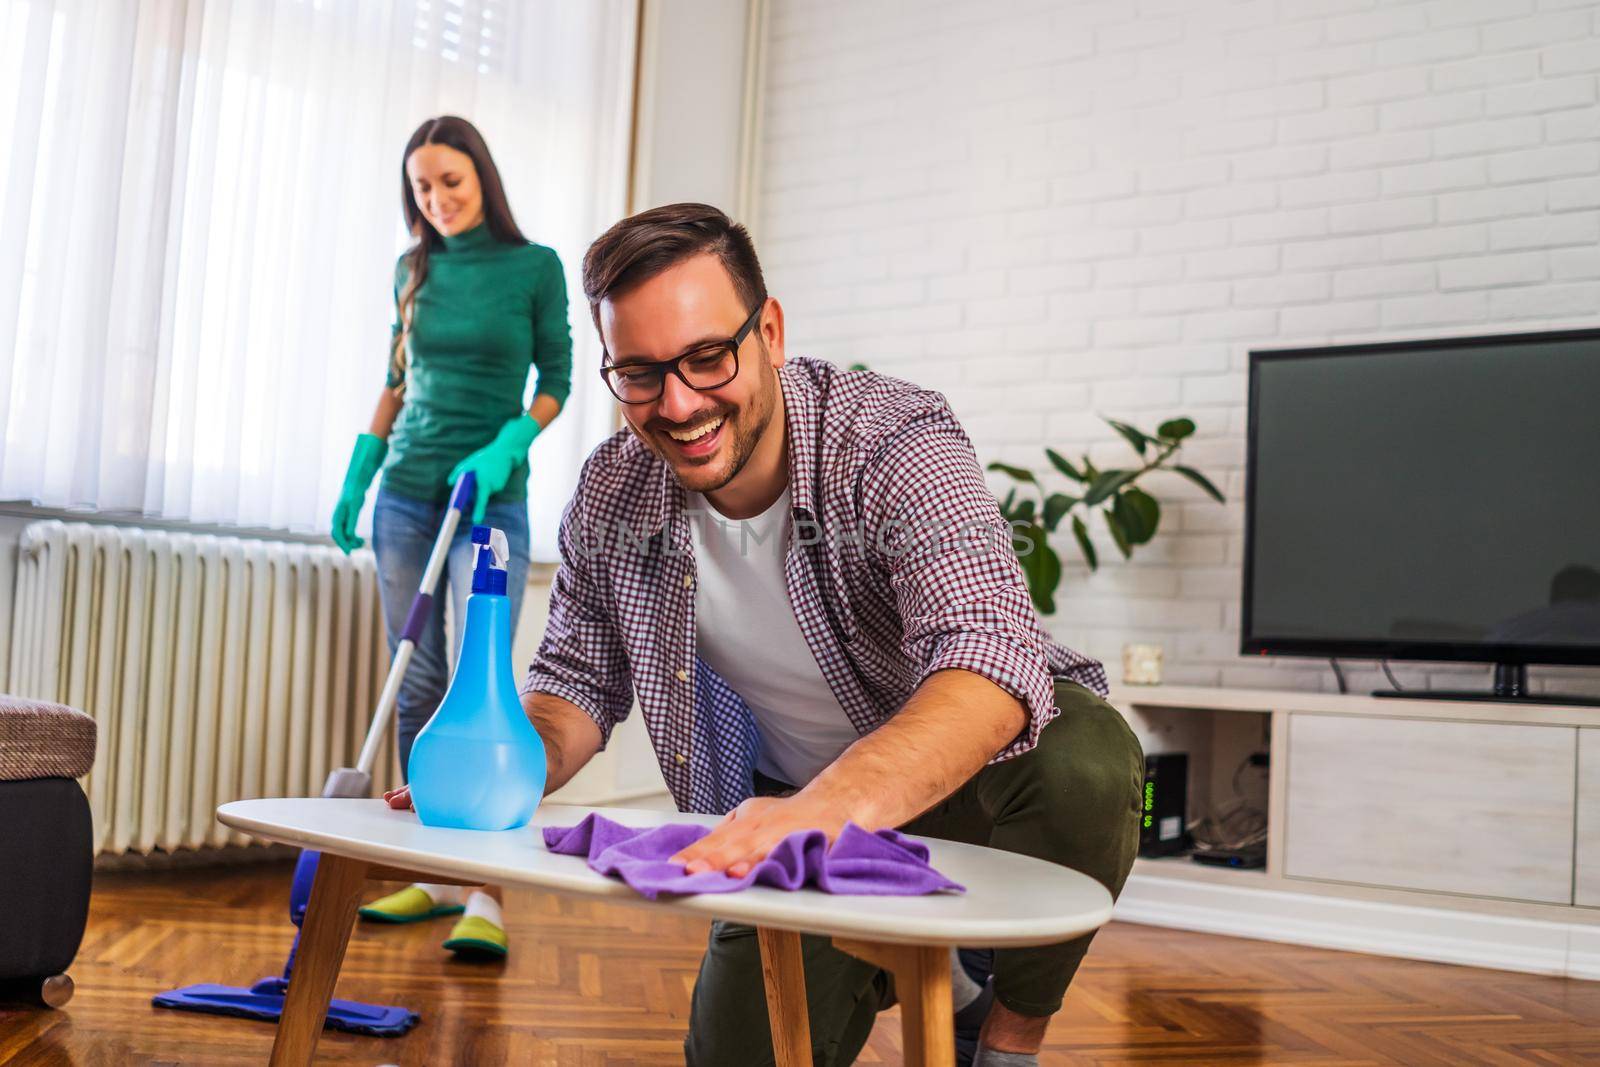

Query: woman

[331,115,571,960]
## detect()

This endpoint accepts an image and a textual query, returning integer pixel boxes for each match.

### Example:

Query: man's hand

[668,792,863,878]
[383,785,414,810]
[665,670,1027,878]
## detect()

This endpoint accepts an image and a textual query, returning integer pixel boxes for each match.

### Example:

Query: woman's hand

[445,413,541,523]
[332,433,387,553]
[383,785,414,810]
[446,447,517,523]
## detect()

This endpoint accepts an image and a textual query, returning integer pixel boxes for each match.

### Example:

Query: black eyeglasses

[599,303,764,404]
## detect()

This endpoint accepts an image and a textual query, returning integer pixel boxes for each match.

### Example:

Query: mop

[152,472,478,1036]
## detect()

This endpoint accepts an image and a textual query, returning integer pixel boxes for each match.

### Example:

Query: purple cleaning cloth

[542,814,966,901]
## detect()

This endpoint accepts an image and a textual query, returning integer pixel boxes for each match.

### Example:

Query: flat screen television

[1242,327,1600,704]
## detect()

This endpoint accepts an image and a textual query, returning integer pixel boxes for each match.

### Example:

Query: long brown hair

[390,115,528,390]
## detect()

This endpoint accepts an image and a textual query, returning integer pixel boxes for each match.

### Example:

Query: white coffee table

[217,798,1114,1066]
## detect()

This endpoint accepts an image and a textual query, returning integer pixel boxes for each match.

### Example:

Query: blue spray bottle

[407,525,547,830]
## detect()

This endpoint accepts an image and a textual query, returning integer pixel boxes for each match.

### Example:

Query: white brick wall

[756,0,1600,695]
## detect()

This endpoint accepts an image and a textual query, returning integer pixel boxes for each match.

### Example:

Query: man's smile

[662,414,727,459]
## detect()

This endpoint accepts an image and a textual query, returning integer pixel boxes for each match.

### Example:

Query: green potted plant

[988,417,1225,615]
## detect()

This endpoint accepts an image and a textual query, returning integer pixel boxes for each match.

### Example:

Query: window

[0,0,636,558]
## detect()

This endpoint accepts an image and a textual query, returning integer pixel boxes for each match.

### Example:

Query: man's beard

[642,356,778,495]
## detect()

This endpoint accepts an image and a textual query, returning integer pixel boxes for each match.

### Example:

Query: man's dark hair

[581,203,767,333]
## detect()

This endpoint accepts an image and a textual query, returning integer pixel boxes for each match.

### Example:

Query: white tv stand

[1109,684,1600,980]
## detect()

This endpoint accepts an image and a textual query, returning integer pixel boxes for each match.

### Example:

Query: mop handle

[354,472,477,778]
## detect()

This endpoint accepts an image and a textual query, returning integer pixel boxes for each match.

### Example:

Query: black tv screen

[1243,328,1600,667]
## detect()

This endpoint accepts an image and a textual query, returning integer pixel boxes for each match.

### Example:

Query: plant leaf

[1116,487,1161,545]
[1104,418,1149,456]
[1084,469,1137,507]
[1111,492,1135,541]
[1044,448,1086,483]
[1014,522,1061,616]
[1071,514,1098,572]
[1014,498,1036,522]
[1173,464,1225,503]
[1042,492,1077,532]
[847,362,870,372]
[1157,417,1196,441]
[1102,507,1133,559]
[987,461,1037,484]
[1034,543,1061,616]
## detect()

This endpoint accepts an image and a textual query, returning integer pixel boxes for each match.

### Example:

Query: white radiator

[7,521,396,855]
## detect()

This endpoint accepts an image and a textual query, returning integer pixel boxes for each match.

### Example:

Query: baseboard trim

[1569,923,1600,980]
[1116,873,1597,980]
[94,841,298,871]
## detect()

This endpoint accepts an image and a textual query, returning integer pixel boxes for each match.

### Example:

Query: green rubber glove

[446,414,541,524]
[331,433,386,554]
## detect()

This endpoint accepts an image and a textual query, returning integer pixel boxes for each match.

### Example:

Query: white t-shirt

[688,486,860,786]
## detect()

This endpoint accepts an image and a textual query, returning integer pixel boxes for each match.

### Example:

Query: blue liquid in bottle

[408,526,547,831]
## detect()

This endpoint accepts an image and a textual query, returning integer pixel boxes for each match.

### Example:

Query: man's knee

[1024,687,1140,801]
[988,686,1144,894]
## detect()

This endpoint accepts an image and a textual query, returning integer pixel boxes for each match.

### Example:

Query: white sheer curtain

[0,0,634,559]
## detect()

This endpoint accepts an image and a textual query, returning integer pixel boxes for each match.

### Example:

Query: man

[393,203,1142,1066]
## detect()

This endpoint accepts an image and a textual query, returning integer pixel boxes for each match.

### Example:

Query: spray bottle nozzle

[470,525,510,595]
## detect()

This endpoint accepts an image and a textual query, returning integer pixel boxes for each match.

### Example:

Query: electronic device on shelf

[1191,844,1266,870]
[1243,327,1600,706]
[1139,753,1188,858]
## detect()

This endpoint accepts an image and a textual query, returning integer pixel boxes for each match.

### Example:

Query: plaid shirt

[524,357,1107,814]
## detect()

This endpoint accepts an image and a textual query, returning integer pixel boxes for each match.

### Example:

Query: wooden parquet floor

[2,861,1598,1065]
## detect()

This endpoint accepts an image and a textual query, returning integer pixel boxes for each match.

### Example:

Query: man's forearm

[521,691,605,796]
[799,668,1029,830]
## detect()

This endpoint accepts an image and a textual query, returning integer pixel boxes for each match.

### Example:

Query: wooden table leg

[756,926,812,1067]
[834,938,954,1067]
[897,945,953,1066]
[269,854,369,1067]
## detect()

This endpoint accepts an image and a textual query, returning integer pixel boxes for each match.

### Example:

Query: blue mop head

[151,852,419,1036]
[152,977,419,1036]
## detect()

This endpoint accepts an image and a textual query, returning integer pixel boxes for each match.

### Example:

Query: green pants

[684,681,1144,1066]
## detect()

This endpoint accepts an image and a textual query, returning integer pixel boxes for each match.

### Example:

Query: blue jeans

[371,486,532,779]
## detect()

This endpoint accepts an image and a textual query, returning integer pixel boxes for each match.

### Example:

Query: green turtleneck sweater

[380,223,573,505]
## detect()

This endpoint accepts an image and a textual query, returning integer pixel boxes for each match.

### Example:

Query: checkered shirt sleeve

[521,489,635,748]
[860,406,1063,760]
